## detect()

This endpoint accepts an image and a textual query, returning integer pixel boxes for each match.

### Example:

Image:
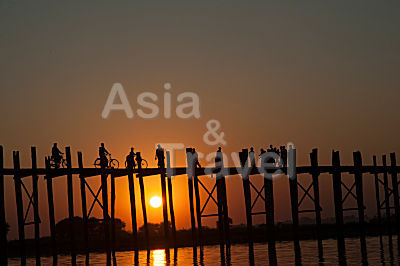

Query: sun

[150,196,162,208]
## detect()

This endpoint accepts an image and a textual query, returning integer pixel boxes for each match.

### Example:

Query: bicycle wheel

[110,159,119,169]
[141,159,148,168]
[94,158,101,168]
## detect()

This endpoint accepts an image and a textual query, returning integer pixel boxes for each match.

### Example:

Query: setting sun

[150,196,162,208]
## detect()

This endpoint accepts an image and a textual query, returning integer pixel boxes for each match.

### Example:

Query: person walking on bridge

[99,143,110,168]
[126,147,136,169]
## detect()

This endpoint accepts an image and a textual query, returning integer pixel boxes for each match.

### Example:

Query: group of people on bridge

[49,143,288,169]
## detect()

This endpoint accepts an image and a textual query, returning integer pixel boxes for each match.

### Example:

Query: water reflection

[8,236,400,265]
[152,249,167,266]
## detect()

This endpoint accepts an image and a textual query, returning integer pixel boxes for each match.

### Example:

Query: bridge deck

[0,165,398,179]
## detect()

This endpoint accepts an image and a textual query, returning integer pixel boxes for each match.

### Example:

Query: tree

[55,217,128,240]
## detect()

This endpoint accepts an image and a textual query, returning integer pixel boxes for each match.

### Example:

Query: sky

[1,1,400,240]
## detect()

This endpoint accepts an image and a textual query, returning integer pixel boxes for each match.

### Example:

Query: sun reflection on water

[152,249,166,266]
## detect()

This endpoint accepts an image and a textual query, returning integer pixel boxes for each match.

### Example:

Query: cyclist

[51,143,64,168]
[126,147,136,169]
[99,143,110,168]
[135,152,143,168]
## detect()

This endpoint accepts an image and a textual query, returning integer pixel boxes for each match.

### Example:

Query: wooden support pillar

[127,170,138,250]
[31,147,41,265]
[353,152,365,232]
[239,149,253,245]
[310,149,322,253]
[353,151,367,263]
[13,151,26,261]
[288,146,300,264]
[110,174,116,265]
[186,148,197,246]
[0,146,6,266]
[78,152,89,258]
[390,153,400,237]
[45,157,57,263]
[215,149,230,247]
[166,151,177,246]
[382,155,392,235]
[159,157,170,246]
[193,173,202,245]
[373,156,382,232]
[188,177,197,246]
[221,177,230,247]
[215,177,225,247]
[264,176,275,241]
[100,167,111,265]
[137,152,149,249]
[65,147,76,265]
[288,147,299,237]
[332,151,345,254]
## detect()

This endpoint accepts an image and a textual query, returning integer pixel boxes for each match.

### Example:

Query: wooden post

[239,149,253,245]
[221,177,230,247]
[193,174,202,245]
[159,152,169,246]
[13,151,26,260]
[382,155,392,235]
[137,152,149,249]
[166,151,177,246]
[65,147,76,265]
[0,146,6,266]
[390,153,400,237]
[353,152,365,232]
[78,152,89,258]
[127,169,138,250]
[310,149,323,255]
[373,156,382,232]
[186,149,197,246]
[215,149,230,247]
[264,174,275,241]
[353,151,367,262]
[31,147,41,265]
[332,151,345,254]
[216,177,225,248]
[288,147,299,237]
[100,166,111,265]
[45,157,57,263]
[288,146,301,263]
[110,174,116,265]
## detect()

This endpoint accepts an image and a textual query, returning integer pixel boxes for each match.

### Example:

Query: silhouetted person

[126,147,136,169]
[99,143,110,168]
[155,144,165,168]
[51,143,64,168]
[259,148,269,170]
[192,148,201,168]
[249,147,256,168]
[259,148,266,157]
[215,147,223,169]
[280,146,287,167]
[266,145,279,167]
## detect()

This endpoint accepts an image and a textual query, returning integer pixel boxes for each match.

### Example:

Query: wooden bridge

[0,145,399,265]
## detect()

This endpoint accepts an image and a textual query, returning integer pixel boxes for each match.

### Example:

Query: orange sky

[1,1,400,240]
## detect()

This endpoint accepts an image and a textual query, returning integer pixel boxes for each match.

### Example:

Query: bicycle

[94,154,119,169]
[49,156,67,168]
[124,158,148,169]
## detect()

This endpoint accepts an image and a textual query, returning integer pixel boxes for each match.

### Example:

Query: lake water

[8,236,400,265]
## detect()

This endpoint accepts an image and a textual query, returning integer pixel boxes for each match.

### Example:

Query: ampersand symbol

[203,119,227,146]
